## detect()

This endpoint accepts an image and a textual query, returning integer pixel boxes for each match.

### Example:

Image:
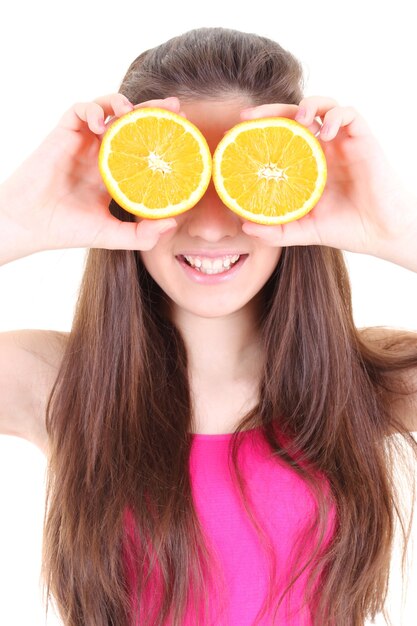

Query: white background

[1,0,417,624]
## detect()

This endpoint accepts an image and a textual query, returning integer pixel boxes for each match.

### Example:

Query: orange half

[98,107,212,219]
[212,117,327,225]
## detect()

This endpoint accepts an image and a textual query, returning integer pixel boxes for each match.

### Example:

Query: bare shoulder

[358,326,417,433]
[0,329,69,454]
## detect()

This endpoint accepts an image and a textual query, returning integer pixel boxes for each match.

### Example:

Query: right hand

[0,94,181,257]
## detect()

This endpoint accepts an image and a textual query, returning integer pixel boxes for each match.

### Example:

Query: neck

[172,301,263,434]
[172,302,263,384]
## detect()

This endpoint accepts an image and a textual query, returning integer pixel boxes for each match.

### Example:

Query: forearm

[374,235,417,274]
[371,196,417,274]
[0,186,43,266]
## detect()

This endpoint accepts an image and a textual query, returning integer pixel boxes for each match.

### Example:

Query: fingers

[241,214,323,248]
[295,96,339,126]
[101,96,185,134]
[295,96,371,140]
[133,96,181,114]
[92,216,178,252]
[240,102,321,136]
[134,218,178,250]
[240,96,371,141]
[58,93,132,133]
[58,94,184,137]
[93,93,135,119]
[241,103,299,120]
[104,95,182,126]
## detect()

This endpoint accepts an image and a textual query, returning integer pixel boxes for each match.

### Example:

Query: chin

[175,298,253,319]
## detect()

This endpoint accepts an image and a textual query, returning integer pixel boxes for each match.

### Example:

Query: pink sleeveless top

[124,426,337,625]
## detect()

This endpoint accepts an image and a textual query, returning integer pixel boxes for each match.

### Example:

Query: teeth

[183,254,241,274]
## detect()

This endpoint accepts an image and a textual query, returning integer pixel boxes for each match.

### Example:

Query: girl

[1,26,417,626]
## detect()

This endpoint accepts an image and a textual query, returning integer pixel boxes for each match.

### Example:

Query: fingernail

[159,220,177,233]
[242,224,260,237]
[241,107,256,118]
[295,108,306,121]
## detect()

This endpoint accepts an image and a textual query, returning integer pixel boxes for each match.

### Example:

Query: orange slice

[212,117,327,225]
[98,108,212,219]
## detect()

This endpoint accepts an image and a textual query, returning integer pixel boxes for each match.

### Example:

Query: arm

[240,96,417,275]
[240,97,417,430]
[0,330,68,454]
[359,192,417,274]
[0,93,183,449]
[0,93,182,268]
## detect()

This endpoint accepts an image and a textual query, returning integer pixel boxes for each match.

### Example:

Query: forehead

[179,99,252,152]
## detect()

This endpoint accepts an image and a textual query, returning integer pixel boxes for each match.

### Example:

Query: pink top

[124,426,337,625]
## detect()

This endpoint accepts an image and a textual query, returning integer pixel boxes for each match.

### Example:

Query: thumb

[242,216,323,248]
[91,217,178,251]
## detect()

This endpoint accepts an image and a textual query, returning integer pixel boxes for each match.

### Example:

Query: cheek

[243,248,282,297]
[139,250,174,293]
[258,247,283,275]
[138,250,157,278]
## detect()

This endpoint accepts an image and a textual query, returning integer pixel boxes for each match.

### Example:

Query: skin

[138,100,283,434]
[240,97,417,273]
[2,92,416,436]
[139,100,283,322]
[133,95,417,433]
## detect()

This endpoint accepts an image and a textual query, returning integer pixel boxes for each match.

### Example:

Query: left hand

[240,96,417,264]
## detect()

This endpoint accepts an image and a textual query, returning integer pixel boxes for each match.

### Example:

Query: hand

[240,97,417,263]
[0,94,181,259]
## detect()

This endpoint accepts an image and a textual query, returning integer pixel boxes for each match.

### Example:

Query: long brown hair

[41,27,417,625]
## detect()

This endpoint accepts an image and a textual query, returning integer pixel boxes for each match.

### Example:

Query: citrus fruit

[212,117,327,225]
[98,107,212,219]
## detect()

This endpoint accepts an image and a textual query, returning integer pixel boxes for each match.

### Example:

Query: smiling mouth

[176,254,248,275]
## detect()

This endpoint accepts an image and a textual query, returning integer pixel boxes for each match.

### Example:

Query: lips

[178,253,239,271]
[175,253,248,283]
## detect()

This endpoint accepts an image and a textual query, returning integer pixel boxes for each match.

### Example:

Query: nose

[185,181,242,241]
